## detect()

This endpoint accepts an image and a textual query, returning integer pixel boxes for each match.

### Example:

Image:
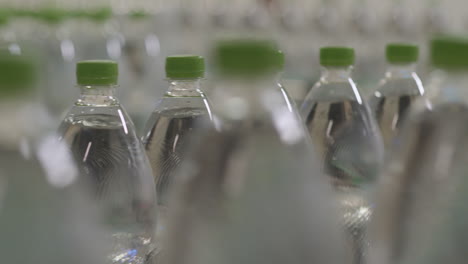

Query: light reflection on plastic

[107,38,122,60]
[145,34,161,57]
[226,97,249,120]
[263,91,302,144]
[117,109,129,134]
[37,135,78,188]
[114,249,138,263]
[272,109,303,144]
[60,39,76,62]
[350,78,362,104]
[8,43,21,55]
[412,72,425,96]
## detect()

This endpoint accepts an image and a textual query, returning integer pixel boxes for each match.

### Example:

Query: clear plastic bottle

[165,40,348,264]
[368,36,468,264]
[300,47,384,264]
[0,53,110,264]
[370,43,425,148]
[142,55,212,239]
[58,60,157,264]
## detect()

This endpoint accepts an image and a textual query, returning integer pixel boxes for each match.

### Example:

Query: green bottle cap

[0,53,36,97]
[214,39,278,77]
[76,60,118,86]
[386,43,419,64]
[129,10,150,20]
[320,47,355,67]
[431,36,468,70]
[11,8,36,18]
[276,49,285,72]
[0,8,11,26]
[37,8,67,24]
[0,15,8,26]
[166,55,205,79]
[88,7,113,22]
[67,9,88,19]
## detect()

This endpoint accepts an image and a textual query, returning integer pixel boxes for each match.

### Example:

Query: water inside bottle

[373,94,421,147]
[303,99,381,264]
[60,112,156,264]
[143,107,209,206]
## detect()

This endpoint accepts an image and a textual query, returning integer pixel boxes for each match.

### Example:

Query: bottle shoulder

[154,94,211,109]
[302,79,365,106]
[60,104,139,137]
[64,103,128,118]
[374,75,424,97]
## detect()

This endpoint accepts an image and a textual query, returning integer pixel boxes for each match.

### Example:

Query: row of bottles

[370,36,468,264]
[0,2,464,127]
[2,35,468,264]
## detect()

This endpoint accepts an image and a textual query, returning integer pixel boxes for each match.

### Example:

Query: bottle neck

[165,78,204,97]
[385,63,417,79]
[320,66,353,83]
[76,85,118,107]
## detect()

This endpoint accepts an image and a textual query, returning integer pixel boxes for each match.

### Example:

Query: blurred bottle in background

[368,36,468,264]
[301,47,384,264]
[1,0,468,263]
[0,10,20,53]
[424,37,468,105]
[142,55,212,242]
[0,50,55,143]
[370,43,425,149]
[348,0,384,96]
[386,0,418,43]
[165,39,349,264]
[34,7,78,119]
[77,7,122,61]
[0,52,52,167]
[274,0,317,104]
[0,52,111,264]
[119,10,163,132]
[58,60,157,264]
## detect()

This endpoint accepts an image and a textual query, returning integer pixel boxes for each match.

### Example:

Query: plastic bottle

[164,39,348,264]
[368,36,468,264]
[370,43,425,148]
[300,46,384,264]
[142,55,212,239]
[58,60,157,264]
[0,53,110,264]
